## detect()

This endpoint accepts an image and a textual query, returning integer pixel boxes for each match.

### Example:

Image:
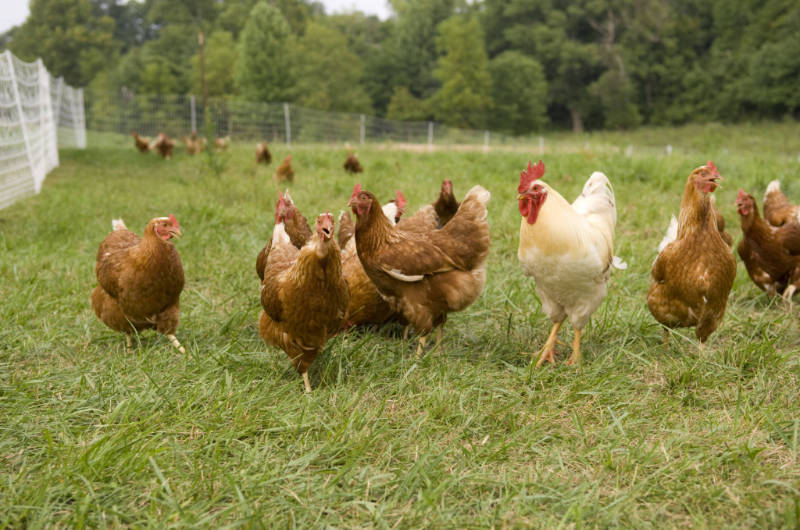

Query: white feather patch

[658,215,678,253]
[111,218,127,231]
[382,202,399,225]
[612,256,627,270]
[385,268,424,282]
[765,179,781,199]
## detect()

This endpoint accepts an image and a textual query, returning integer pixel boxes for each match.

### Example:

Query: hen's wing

[370,234,458,281]
[338,210,355,248]
[96,229,140,297]
[397,205,439,233]
[260,235,299,321]
[776,221,800,255]
[764,180,797,226]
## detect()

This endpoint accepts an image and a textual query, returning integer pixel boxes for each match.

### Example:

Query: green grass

[2,123,800,527]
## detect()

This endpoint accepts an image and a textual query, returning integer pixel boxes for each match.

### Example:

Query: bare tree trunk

[570,107,584,133]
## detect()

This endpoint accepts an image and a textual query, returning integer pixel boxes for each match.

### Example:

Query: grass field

[2,123,800,527]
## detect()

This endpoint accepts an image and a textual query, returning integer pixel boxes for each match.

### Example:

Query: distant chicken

[398,179,460,233]
[215,136,231,151]
[736,189,800,303]
[763,180,800,227]
[344,152,363,173]
[91,216,185,353]
[181,131,201,155]
[255,191,313,281]
[648,162,735,346]
[131,132,150,153]
[349,184,491,356]
[259,212,349,392]
[274,155,295,183]
[517,161,626,367]
[256,142,272,165]
[150,132,175,159]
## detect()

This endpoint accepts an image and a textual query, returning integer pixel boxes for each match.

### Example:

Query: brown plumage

[349,184,491,356]
[763,180,800,227]
[91,216,185,352]
[274,155,295,183]
[736,190,800,302]
[711,196,733,247]
[398,179,461,232]
[338,210,355,249]
[256,142,272,165]
[647,162,736,345]
[344,152,363,173]
[258,213,349,393]
[215,136,230,151]
[131,132,150,153]
[150,132,175,159]
[181,131,201,155]
[255,191,313,281]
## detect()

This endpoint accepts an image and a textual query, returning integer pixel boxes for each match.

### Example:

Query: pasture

[2,123,800,527]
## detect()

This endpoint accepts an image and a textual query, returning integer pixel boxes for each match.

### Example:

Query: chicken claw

[167,334,186,354]
[531,321,562,368]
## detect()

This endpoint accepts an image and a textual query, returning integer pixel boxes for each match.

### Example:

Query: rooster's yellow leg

[534,321,562,367]
[565,328,582,368]
[167,334,186,354]
[415,335,428,359]
[302,372,312,393]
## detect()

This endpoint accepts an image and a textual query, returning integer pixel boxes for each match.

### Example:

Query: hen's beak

[517,194,523,200]
[318,215,334,240]
[169,226,182,238]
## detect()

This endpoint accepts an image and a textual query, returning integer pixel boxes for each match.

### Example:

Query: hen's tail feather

[765,180,781,198]
[111,218,127,231]
[658,215,678,253]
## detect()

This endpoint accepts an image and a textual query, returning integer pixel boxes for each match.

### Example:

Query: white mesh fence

[85,91,517,148]
[0,50,85,210]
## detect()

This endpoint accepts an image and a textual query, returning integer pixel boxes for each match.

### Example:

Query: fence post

[427,121,433,151]
[190,95,196,132]
[360,114,365,145]
[53,76,63,127]
[483,130,489,153]
[283,102,291,148]
[75,87,87,149]
[6,51,37,191]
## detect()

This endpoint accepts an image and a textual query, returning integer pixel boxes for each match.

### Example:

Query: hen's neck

[677,182,717,239]
[355,204,393,255]
[739,207,765,234]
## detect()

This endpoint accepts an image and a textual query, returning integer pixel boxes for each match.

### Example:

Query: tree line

[3,0,798,133]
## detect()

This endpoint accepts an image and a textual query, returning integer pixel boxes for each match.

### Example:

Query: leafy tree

[386,87,430,121]
[191,31,237,97]
[291,22,372,113]
[589,68,641,129]
[488,51,548,134]
[9,0,117,86]
[429,15,492,129]
[234,2,294,103]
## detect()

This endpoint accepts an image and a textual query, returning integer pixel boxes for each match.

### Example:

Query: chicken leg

[302,372,312,393]
[126,335,132,349]
[415,335,428,359]
[532,321,562,367]
[782,284,796,310]
[565,328,582,368]
[167,334,186,354]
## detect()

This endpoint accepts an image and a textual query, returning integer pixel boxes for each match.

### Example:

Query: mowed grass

[2,124,800,527]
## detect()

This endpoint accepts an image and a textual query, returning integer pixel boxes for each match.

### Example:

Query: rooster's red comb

[518,160,545,193]
[707,160,719,176]
[395,190,406,210]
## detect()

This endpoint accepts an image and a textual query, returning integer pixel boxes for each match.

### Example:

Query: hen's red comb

[707,160,719,176]
[395,190,406,210]
[737,188,747,200]
[168,214,179,228]
[518,160,545,193]
[351,183,362,201]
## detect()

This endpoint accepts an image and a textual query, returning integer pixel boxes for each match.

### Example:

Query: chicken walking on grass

[647,162,736,347]
[516,160,626,368]
[349,184,490,357]
[91,216,185,353]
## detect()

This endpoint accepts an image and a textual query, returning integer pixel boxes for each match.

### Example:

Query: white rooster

[517,160,626,368]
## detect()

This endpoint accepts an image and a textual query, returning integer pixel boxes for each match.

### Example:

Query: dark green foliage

[488,51,548,134]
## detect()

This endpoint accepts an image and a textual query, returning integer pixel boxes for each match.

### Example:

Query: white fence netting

[86,92,511,148]
[0,50,85,210]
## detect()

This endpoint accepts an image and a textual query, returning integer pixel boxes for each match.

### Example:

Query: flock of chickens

[91,143,800,392]
[131,130,230,160]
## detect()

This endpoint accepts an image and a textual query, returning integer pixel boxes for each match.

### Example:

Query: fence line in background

[85,91,520,148]
[0,50,86,210]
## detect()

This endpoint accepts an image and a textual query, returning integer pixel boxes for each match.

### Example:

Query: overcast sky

[0,0,393,34]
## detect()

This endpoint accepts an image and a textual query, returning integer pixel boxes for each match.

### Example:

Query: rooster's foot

[564,329,582,368]
[535,347,557,367]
